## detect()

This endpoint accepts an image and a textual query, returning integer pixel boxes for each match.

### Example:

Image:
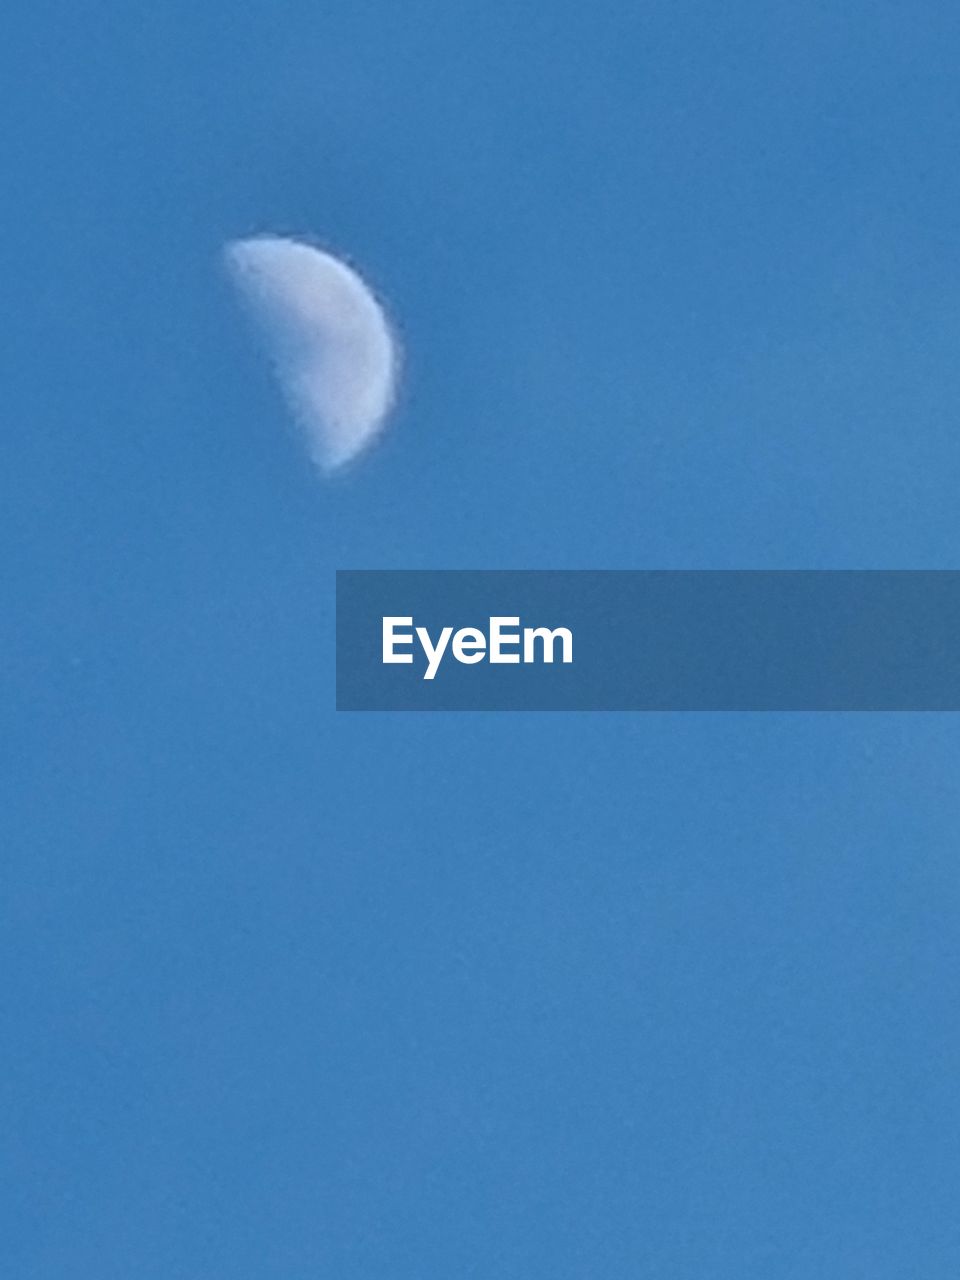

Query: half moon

[224,235,398,473]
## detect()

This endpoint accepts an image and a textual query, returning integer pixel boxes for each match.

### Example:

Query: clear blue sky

[3,2,960,1275]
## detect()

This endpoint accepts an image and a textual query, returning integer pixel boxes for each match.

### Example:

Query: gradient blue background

[3,2,960,1275]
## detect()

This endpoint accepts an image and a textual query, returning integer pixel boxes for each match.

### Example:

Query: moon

[224,235,398,473]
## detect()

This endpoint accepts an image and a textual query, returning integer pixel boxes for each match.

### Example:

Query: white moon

[224,235,398,473]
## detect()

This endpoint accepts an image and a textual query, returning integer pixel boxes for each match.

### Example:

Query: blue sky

[3,1,960,1275]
